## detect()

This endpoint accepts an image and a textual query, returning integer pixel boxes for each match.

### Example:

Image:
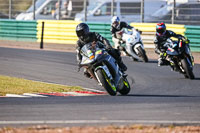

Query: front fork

[185,45,194,66]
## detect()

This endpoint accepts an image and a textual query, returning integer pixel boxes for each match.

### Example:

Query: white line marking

[62,92,95,96]
[0,120,200,124]
[5,94,30,98]
[83,88,106,93]
[23,93,48,97]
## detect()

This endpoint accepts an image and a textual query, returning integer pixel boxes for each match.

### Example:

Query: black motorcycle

[164,38,195,79]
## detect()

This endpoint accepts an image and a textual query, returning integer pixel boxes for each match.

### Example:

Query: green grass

[0,75,84,96]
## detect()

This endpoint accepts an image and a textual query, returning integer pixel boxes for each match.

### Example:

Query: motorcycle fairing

[166,47,179,56]
[126,42,142,60]
[121,28,145,60]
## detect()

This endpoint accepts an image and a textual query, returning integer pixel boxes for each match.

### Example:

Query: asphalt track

[0,47,200,127]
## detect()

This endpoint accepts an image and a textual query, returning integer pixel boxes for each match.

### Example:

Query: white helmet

[111,16,120,28]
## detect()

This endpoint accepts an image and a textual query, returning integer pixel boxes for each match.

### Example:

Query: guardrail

[0,19,199,52]
[0,19,37,41]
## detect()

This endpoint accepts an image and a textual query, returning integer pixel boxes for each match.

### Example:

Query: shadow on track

[131,60,158,64]
[193,77,200,80]
[147,60,158,64]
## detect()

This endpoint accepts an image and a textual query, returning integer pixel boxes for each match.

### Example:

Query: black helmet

[76,23,89,40]
[156,22,166,36]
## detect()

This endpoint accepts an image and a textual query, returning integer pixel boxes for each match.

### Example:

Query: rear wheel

[181,58,195,79]
[137,46,148,62]
[96,69,117,96]
[119,78,131,95]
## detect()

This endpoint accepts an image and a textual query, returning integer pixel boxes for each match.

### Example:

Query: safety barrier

[0,19,199,52]
[37,20,80,44]
[0,19,37,41]
[87,22,113,45]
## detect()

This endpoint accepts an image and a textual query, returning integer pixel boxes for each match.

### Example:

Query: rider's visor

[76,30,85,37]
[113,21,119,27]
[157,28,165,34]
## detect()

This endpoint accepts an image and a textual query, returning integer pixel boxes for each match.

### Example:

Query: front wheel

[96,69,117,96]
[118,78,131,95]
[181,58,195,79]
[137,46,148,62]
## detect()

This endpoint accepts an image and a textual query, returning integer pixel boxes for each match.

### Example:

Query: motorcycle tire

[96,69,117,96]
[181,58,195,79]
[137,46,148,62]
[119,78,131,95]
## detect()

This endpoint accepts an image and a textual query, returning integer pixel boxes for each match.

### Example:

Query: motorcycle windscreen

[80,44,95,65]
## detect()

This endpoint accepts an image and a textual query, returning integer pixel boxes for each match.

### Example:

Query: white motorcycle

[115,28,148,62]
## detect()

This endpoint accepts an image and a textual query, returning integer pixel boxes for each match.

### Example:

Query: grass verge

[0,75,84,96]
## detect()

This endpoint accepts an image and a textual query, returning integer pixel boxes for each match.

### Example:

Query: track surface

[0,47,200,126]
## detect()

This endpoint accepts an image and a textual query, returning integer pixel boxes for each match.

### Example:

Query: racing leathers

[76,32,127,78]
[111,21,133,49]
[154,30,185,66]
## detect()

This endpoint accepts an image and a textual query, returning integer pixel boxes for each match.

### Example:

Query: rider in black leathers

[154,22,186,66]
[76,23,127,78]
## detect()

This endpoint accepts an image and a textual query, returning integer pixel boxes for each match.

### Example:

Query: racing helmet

[76,23,90,40]
[156,22,166,36]
[111,16,120,29]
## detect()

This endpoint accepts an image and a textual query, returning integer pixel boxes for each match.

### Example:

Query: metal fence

[0,0,32,19]
[0,0,200,25]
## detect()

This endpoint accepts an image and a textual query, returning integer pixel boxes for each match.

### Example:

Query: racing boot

[158,58,164,66]
[118,60,128,77]
[118,60,127,71]
[158,58,170,66]
[83,68,92,78]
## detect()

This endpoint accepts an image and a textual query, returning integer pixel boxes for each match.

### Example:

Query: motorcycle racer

[76,23,127,78]
[111,16,134,49]
[154,22,187,66]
